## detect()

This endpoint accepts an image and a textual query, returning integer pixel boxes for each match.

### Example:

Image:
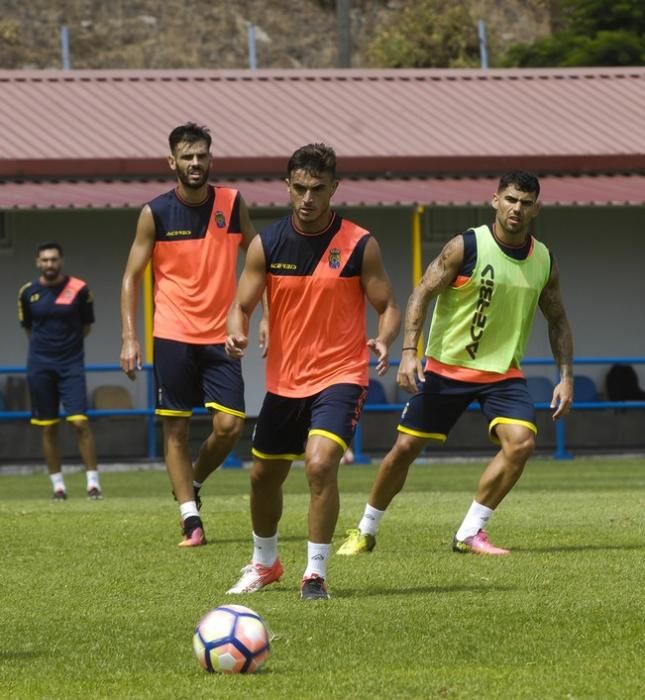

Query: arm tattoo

[404,236,461,345]
[540,276,574,381]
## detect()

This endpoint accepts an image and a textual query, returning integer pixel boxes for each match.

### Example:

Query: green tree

[562,0,645,34]
[366,0,480,68]
[504,0,645,66]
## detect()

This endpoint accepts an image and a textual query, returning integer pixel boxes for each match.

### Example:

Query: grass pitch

[1,458,644,699]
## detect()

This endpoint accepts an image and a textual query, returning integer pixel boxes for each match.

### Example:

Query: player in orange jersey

[224,143,400,599]
[120,123,267,547]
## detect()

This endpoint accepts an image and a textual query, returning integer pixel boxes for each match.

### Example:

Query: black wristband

[401,347,417,351]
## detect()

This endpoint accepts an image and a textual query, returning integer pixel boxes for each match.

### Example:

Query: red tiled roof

[1,67,644,179]
[1,174,643,209]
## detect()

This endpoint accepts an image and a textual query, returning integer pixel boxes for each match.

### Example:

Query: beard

[41,268,61,280]
[177,167,208,189]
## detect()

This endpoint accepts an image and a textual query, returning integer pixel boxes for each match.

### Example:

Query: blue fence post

[146,364,157,459]
[224,453,243,468]
[351,421,371,464]
[553,418,573,460]
[551,366,573,461]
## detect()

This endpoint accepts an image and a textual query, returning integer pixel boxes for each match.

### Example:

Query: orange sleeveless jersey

[262,214,370,397]
[150,186,242,344]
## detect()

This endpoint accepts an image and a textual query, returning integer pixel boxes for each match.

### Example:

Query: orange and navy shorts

[252,383,367,461]
[398,372,537,445]
[154,338,245,418]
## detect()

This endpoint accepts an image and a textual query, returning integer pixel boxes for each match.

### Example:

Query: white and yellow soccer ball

[193,604,270,674]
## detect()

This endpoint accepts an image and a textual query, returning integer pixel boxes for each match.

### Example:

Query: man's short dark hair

[168,122,212,154]
[497,171,540,199]
[287,143,337,179]
[37,241,63,256]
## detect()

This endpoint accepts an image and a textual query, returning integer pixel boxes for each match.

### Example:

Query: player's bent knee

[68,419,90,435]
[393,433,426,463]
[213,413,243,442]
[502,433,536,463]
[163,416,190,444]
[304,454,338,487]
[250,460,288,489]
[42,423,58,437]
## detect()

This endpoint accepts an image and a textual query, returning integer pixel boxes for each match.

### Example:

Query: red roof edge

[1,67,644,81]
[2,154,644,180]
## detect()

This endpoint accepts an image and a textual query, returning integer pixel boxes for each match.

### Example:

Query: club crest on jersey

[328,248,341,269]
[215,210,226,228]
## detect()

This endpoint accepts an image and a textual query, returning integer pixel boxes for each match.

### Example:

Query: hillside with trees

[0,1,641,71]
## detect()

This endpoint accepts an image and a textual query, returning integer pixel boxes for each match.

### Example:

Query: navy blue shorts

[398,372,537,445]
[252,383,367,460]
[27,363,88,425]
[153,338,245,418]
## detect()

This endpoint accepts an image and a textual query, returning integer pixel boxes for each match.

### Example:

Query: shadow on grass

[338,583,516,597]
[198,534,303,546]
[0,650,48,660]
[516,543,645,554]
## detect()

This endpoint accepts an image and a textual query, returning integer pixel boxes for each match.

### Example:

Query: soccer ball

[193,604,270,674]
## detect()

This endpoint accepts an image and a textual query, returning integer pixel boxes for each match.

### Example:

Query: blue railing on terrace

[0,363,243,465]
[355,357,645,461]
[1,359,645,462]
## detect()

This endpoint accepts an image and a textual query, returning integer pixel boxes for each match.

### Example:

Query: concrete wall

[1,202,644,461]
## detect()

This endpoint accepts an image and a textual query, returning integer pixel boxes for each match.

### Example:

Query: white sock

[50,472,66,492]
[358,504,385,536]
[86,470,100,490]
[179,501,200,521]
[303,542,331,579]
[252,532,278,568]
[455,501,494,541]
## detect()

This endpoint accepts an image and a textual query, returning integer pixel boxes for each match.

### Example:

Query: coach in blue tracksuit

[18,241,103,500]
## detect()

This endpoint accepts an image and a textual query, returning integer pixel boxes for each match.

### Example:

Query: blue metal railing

[3,358,645,463]
[354,357,645,462]
[0,364,241,465]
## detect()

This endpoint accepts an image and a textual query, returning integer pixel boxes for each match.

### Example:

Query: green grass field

[1,458,644,699]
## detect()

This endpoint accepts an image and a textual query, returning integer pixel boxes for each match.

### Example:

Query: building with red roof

[0,67,644,207]
[1,67,644,459]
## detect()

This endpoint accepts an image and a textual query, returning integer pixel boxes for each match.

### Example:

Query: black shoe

[300,575,330,600]
[52,489,68,501]
[178,516,206,547]
[87,487,103,500]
